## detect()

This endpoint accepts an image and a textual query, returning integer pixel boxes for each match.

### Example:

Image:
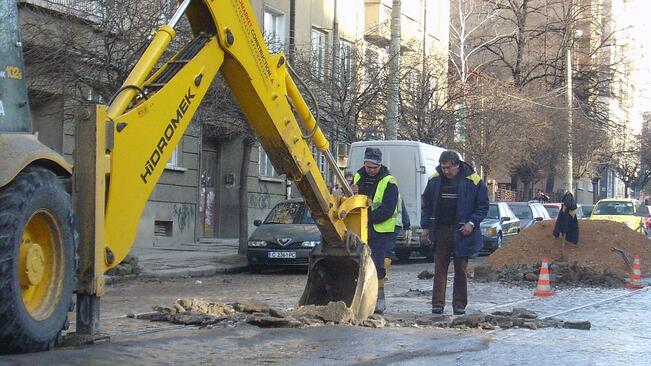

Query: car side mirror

[500,217,509,223]
[253,219,262,226]
[535,217,543,222]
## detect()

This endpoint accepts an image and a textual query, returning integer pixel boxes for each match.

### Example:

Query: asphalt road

[1,258,649,365]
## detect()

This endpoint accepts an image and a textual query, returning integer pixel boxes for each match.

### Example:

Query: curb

[105,263,249,285]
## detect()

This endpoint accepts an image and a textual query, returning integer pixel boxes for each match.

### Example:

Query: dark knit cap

[363,147,382,165]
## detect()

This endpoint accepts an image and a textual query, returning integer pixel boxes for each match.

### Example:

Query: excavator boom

[85,0,377,325]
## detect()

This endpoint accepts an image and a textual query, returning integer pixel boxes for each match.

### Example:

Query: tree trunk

[384,0,401,140]
[238,137,255,255]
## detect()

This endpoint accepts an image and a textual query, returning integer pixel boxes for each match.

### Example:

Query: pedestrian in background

[420,151,489,315]
[535,188,550,203]
[352,147,399,314]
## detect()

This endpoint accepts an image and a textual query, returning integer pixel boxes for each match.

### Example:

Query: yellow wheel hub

[18,210,65,321]
[24,243,45,286]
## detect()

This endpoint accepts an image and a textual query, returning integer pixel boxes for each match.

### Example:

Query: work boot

[453,307,466,315]
[431,305,444,314]
[374,279,386,314]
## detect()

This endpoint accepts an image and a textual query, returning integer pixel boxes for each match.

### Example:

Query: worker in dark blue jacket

[420,151,489,315]
[353,147,399,314]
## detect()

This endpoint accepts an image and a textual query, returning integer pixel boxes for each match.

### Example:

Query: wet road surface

[1,258,649,365]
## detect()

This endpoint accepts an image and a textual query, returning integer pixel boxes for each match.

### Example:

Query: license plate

[268,251,297,259]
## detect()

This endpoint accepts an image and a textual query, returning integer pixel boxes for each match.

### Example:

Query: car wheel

[493,233,503,252]
[395,249,412,262]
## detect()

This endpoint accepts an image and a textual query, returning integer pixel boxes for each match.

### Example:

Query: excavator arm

[74,0,377,327]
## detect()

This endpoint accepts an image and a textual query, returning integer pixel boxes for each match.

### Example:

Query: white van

[347,140,447,261]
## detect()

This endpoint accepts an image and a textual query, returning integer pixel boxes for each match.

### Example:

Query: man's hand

[352,184,359,194]
[420,229,431,246]
[459,223,474,236]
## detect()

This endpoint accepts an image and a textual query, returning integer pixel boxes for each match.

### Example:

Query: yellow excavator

[0,0,378,353]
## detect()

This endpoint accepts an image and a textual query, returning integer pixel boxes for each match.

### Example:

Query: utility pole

[331,0,339,184]
[385,0,401,140]
[566,48,574,194]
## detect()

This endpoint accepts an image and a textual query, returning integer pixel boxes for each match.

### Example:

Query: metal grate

[154,220,173,237]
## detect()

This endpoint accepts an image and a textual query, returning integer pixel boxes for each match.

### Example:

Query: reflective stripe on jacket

[354,172,398,233]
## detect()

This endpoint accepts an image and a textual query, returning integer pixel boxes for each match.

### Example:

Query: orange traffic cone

[626,255,644,289]
[533,257,554,297]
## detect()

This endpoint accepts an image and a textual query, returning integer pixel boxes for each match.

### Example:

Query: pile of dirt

[486,220,651,282]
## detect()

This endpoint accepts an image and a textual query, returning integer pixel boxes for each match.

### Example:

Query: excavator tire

[0,167,76,354]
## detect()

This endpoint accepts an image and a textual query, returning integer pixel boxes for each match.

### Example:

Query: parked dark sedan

[480,202,520,253]
[247,200,320,272]
[507,201,550,229]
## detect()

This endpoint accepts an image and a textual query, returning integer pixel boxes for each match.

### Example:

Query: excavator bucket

[298,235,378,321]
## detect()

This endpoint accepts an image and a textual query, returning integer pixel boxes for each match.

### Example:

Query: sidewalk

[106,239,249,284]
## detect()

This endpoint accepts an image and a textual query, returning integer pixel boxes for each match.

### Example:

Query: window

[338,40,353,85]
[311,146,330,182]
[264,9,285,53]
[166,145,181,169]
[258,147,277,177]
[577,179,584,191]
[311,28,327,79]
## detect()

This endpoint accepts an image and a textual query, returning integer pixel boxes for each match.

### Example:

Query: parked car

[543,203,584,220]
[507,201,550,229]
[480,202,520,253]
[579,204,594,218]
[590,198,649,233]
[247,200,320,272]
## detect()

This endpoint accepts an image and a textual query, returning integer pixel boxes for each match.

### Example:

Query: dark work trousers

[369,232,396,279]
[432,225,469,309]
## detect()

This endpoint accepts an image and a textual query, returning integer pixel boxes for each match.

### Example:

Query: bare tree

[398,48,461,147]
[290,41,389,144]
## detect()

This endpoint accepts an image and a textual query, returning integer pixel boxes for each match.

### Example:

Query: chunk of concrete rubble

[137,312,171,322]
[269,308,288,318]
[175,298,235,317]
[400,288,432,297]
[289,301,354,324]
[512,308,538,319]
[417,270,434,280]
[451,313,487,328]
[473,264,499,282]
[484,315,514,329]
[245,314,303,328]
[295,316,325,327]
[171,313,226,326]
[361,314,386,328]
[563,321,591,330]
[523,272,539,282]
[540,318,565,328]
[232,299,273,314]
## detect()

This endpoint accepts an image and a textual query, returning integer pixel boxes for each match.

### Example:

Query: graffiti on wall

[172,204,194,231]
[249,184,271,209]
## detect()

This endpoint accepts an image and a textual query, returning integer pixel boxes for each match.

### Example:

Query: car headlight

[484,227,497,237]
[248,240,267,247]
[301,240,320,248]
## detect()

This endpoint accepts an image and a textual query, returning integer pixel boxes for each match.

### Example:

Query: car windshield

[264,202,310,224]
[509,204,532,219]
[581,205,594,217]
[545,206,560,218]
[593,201,634,216]
[487,204,499,219]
